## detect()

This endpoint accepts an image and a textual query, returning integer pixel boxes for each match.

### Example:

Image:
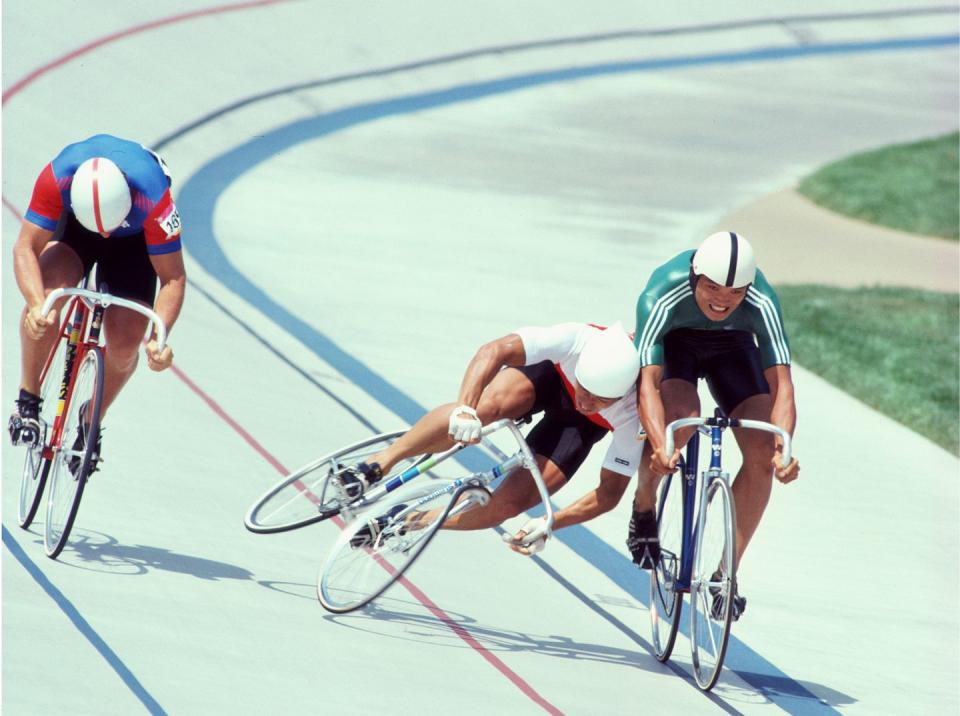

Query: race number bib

[158,203,182,239]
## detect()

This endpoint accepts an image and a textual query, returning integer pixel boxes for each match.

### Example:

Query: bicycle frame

[338,418,555,544]
[39,286,167,460]
[39,297,98,461]
[665,414,792,592]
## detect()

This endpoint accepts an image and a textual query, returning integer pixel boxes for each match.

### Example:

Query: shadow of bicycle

[321,593,855,710]
[35,528,255,581]
[320,594,669,673]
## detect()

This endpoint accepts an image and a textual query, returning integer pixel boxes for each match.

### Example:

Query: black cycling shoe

[337,461,383,500]
[8,389,42,447]
[709,571,746,622]
[627,509,661,570]
[349,503,407,548]
[67,402,102,478]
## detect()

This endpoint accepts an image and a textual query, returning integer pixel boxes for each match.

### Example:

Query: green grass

[798,131,959,240]
[776,285,959,455]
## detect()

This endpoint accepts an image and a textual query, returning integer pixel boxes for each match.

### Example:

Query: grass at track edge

[776,285,959,455]
[797,132,959,240]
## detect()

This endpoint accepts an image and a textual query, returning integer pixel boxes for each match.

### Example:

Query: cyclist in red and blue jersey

[9,134,186,470]
[628,232,800,620]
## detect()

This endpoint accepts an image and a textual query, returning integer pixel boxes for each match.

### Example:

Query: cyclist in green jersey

[628,232,800,621]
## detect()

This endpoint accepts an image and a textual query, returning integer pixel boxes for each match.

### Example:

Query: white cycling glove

[502,517,549,556]
[448,405,482,443]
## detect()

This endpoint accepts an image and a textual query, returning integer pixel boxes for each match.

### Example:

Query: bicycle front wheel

[44,347,104,559]
[244,430,429,533]
[690,477,736,690]
[318,480,468,613]
[18,323,70,528]
[650,470,684,662]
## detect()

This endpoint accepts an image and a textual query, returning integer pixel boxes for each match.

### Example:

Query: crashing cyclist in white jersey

[342,321,642,554]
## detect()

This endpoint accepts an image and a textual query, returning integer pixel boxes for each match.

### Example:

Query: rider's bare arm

[764,364,800,481]
[549,468,630,530]
[638,364,667,451]
[455,333,526,408]
[148,250,186,335]
[13,221,54,310]
[145,251,186,371]
[637,364,681,475]
[764,364,796,436]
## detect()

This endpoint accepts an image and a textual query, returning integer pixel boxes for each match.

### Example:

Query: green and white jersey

[633,251,791,368]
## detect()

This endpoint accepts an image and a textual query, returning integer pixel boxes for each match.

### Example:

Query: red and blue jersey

[25,134,182,255]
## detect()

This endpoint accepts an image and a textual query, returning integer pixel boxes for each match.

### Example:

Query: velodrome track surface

[2,2,958,714]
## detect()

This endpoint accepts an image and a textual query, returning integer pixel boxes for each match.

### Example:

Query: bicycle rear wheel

[244,430,429,533]
[18,321,70,528]
[650,470,684,662]
[690,477,736,690]
[318,480,470,613]
[44,347,104,559]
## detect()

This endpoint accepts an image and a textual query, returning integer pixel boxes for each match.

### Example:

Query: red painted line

[169,365,562,714]
[169,364,289,476]
[2,0,293,105]
[4,197,23,221]
[5,3,564,706]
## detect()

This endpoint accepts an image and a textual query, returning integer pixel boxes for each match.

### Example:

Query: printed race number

[158,203,182,239]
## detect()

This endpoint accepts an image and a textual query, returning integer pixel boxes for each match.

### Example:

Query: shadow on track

[28,528,256,580]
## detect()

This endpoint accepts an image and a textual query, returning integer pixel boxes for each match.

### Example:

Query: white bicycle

[244,419,554,613]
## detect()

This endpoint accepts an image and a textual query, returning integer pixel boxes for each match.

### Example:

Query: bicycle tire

[244,430,431,534]
[650,470,684,662]
[317,480,472,613]
[690,477,736,690]
[44,347,104,559]
[17,318,71,529]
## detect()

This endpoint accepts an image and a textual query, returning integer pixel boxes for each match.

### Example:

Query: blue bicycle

[649,410,791,690]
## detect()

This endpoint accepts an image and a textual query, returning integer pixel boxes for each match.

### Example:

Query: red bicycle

[16,282,166,559]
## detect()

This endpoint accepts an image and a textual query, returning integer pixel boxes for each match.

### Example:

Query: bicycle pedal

[8,417,40,447]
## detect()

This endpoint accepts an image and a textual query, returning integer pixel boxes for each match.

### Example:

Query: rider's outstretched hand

[145,340,173,371]
[505,517,548,556]
[24,304,55,340]
[773,449,800,483]
[448,405,482,443]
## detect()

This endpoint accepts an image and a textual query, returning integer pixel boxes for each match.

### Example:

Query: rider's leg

[729,392,776,566]
[19,243,84,394]
[632,378,701,512]
[99,306,150,418]
[440,453,565,531]
[367,366,537,474]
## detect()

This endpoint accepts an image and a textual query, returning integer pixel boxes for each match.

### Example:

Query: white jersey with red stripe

[513,322,642,477]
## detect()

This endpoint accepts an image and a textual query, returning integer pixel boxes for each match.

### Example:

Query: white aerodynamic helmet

[574,322,641,400]
[70,157,132,234]
[692,231,756,288]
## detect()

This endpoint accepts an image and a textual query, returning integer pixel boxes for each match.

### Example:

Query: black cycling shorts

[513,361,608,481]
[54,213,158,306]
[661,328,770,415]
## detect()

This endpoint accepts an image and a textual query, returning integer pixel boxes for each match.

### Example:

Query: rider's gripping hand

[773,448,800,484]
[145,340,173,372]
[649,446,681,476]
[24,304,56,340]
[448,405,482,443]
[505,517,548,556]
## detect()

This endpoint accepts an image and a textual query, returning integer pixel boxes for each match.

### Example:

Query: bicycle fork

[678,426,728,591]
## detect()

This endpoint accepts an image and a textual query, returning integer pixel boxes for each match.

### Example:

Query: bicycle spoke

[318,482,458,613]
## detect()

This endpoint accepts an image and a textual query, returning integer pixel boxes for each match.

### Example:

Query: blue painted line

[2,526,167,715]
[173,34,957,712]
